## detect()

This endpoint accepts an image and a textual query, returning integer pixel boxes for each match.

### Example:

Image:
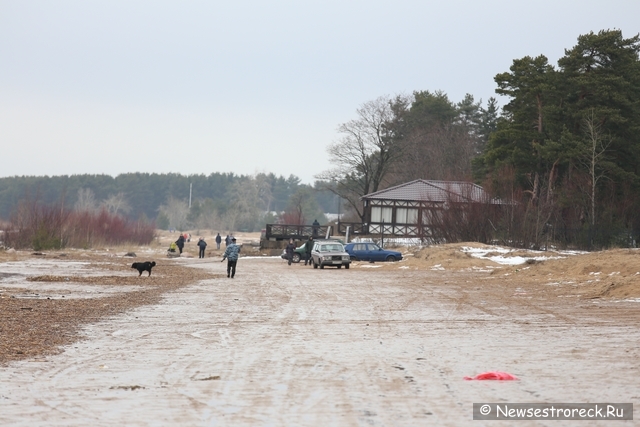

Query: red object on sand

[464,371,518,381]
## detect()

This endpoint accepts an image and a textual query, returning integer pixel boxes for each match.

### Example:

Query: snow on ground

[460,246,579,266]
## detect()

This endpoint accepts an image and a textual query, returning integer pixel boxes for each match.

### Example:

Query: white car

[311,242,351,269]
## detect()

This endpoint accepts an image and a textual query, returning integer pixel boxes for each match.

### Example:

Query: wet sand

[1,256,639,426]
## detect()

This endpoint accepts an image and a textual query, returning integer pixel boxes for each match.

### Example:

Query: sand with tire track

[1,238,639,425]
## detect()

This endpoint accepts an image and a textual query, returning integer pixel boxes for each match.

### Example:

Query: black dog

[131,261,156,277]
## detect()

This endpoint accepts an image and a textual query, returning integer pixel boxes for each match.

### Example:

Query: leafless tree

[285,187,317,225]
[580,110,611,228]
[193,204,221,230]
[255,173,274,212]
[158,196,189,230]
[102,192,131,216]
[317,95,405,221]
[74,188,97,212]
[225,179,261,231]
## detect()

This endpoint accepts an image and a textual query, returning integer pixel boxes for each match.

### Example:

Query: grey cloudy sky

[1,1,639,184]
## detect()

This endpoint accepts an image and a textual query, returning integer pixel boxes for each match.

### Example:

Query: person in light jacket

[221,237,241,278]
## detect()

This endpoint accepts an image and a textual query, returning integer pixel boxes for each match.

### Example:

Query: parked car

[281,238,344,263]
[344,242,403,262]
[311,241,351,269]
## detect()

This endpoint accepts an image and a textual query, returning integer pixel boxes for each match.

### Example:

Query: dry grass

[350,242,640,300]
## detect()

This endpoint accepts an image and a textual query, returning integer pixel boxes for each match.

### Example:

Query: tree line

[0,172,339,233]
[322,30,640,249]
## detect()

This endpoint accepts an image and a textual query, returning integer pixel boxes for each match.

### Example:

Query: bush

[2,200,156,250]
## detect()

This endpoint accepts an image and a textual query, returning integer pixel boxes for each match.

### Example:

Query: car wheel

[292,253,301,263]
[345,263,350,269]
[320,264,324,269]
[350,256,357,261]
[386,255,397,262]
[337,265,342,269]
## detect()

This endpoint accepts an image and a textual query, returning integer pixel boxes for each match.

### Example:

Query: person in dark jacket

[304,236,314,266]
[215,233,222,249]
[285,239,296,266]
[175,234,185,254]
[197,237,207,258]
[225,234,231,247]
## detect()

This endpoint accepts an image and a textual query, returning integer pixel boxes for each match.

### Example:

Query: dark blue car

[344,242,403,262]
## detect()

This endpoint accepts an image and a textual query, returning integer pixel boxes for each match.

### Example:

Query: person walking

[175,234,185,254]
[215,233,222,250]
[197,237,207,259]
[285,239,296,266]
[225,234,231,247]
[221,237,240,278]
[304,235,314,266]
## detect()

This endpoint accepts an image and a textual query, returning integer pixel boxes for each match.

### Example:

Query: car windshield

[320,244,344,252]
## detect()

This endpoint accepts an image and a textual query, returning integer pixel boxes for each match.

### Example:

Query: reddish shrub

[2,202,155,250]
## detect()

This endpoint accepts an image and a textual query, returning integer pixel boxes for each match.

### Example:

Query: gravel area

[0,252,217,365]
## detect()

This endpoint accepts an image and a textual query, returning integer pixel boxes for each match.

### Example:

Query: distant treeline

[0,172,339,232]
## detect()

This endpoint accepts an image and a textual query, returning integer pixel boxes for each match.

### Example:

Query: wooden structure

[262,180,497,246]
[357,179,496,238]
[261,224,331,249]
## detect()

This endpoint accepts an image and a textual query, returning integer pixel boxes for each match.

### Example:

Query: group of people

[173,233,229,256]
[171,220,323,278]
[285,235,315,266]
[283,219,323,266]
[171,232,241,278]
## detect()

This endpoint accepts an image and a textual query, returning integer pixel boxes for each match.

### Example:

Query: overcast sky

[1,1,639,184]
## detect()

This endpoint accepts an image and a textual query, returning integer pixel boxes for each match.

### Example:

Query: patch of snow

[487,255,528,265]
[460,245,572,266]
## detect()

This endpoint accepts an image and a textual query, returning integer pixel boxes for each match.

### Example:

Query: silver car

[311,241,351,269]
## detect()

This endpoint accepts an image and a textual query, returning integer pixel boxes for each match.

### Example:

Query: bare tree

[226,179,261,231]
[523,161,559,249]
[580,110,611,229]
[102,192,131,216]
[74,188,97,212]
[158,196,189,230]
[317,96,404,221]
[283,187,318,225]
[255,173,274,212]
